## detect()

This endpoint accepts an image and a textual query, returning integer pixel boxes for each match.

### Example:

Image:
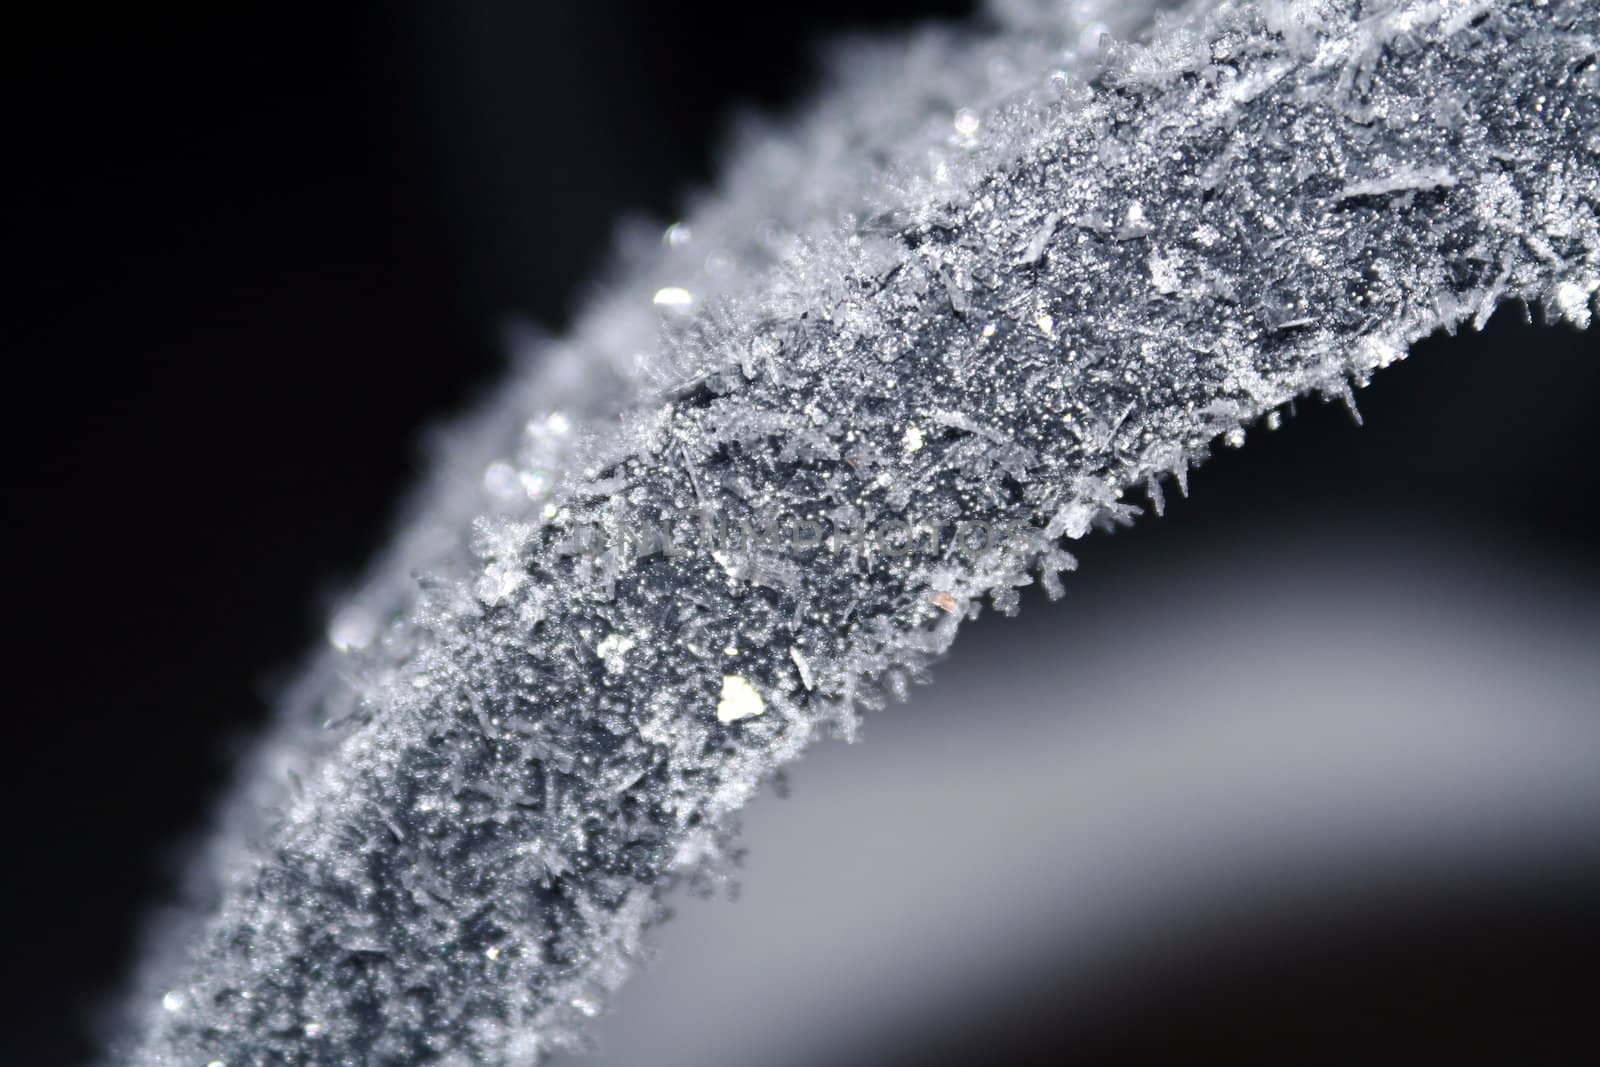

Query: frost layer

[118,1,1598,1064]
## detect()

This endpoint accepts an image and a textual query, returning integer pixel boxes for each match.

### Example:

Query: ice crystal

[116,2,1597,1064]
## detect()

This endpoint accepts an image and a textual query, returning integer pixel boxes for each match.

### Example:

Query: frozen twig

[116,2,1597,1064]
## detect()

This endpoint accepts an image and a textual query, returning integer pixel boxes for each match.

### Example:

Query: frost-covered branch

[116,1,1596,1064]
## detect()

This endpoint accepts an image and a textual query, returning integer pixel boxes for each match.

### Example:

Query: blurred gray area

[554,515,1600,1066]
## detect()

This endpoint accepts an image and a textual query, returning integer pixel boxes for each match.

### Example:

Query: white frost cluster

[115,2,1596,1064]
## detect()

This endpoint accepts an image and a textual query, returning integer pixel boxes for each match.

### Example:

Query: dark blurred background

[6,3,1596,1064]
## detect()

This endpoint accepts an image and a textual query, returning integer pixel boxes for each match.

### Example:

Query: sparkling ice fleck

[652,286,694,309]
[716,675,765,723]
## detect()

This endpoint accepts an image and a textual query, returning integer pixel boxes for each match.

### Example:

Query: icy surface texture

[118,1,1597,1064]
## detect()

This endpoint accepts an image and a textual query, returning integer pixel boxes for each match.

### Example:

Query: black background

[6,2,1596,1063]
